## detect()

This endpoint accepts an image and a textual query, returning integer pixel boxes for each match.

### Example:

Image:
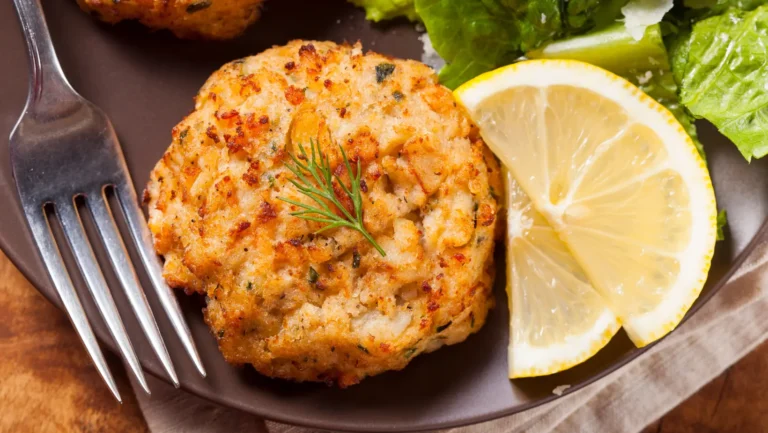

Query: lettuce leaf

[716,209,728,241]
[349,0,419,22]
[527,22,669,74]
[682,0,766,17]
[414,0,628,89]
[672,5,768,160]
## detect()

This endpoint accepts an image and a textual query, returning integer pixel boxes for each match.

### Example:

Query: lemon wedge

[505,169,621,377]
[456,60,717,373]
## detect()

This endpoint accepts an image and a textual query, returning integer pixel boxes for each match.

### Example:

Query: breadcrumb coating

[77,0,263,39]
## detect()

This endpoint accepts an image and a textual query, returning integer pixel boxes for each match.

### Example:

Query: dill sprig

[278,140,386,257]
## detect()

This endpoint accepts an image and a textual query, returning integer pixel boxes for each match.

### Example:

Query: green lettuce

[683,0,766,17]
[527,23,669,75]
[414,0,628,89]
[672,5,768,161]
[349,0,419,22]
[716,210,728,241]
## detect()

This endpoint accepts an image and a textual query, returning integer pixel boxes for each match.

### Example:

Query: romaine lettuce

[682,0,766,17]
[349,0,419,22]
[672,5,768,160]
[527,23,669,74]
[414,0,628,89]
[717,209,728,241]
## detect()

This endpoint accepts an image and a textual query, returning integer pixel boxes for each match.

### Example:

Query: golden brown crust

[146,40,502,386]
[76,0,263,40]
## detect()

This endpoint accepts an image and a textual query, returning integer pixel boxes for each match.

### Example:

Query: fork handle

[13,0,79,115]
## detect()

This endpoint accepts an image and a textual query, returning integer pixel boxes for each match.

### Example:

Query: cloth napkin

[132,238,768,433]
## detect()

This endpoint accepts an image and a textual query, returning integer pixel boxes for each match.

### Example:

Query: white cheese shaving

[621,0,674,40]
[637,70,653,85]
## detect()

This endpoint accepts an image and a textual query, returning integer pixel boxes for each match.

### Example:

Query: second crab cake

[77,0,264,40]
[146,40,502,386]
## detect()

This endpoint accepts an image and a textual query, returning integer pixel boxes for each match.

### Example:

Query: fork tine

[55,199,150,394]
[21,202,122,402]
[115,179,207,378]
[88,188,179,387]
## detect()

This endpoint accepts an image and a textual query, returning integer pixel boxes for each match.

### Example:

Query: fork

[10,0,206,401]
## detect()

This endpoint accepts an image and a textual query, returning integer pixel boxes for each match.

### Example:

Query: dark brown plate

[1,1,767,431]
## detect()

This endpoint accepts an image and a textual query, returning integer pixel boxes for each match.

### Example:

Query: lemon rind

[622,245,715,347]
[509,308,620,378]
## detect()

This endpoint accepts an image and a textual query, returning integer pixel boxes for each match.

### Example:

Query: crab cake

[77,0,263,40]
[146,40,502,386]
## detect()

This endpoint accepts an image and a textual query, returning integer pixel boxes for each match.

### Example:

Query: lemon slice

[505,169,620,377]
[456,60,716,355]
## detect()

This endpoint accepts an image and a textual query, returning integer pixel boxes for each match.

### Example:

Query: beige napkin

[133,238,768,433]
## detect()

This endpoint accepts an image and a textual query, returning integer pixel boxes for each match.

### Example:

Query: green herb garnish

[489,185,498,200]
[436,321,452,332]
[375,63,396,83]
[392,90,404,101]
[278,140,386,256]
[357,344,370,354]
[186,0,212,13]
[179,128,189,145]
[308,266,319,284]
[352,250,362,268]
[246,281,253,291]
[404,347,417,359]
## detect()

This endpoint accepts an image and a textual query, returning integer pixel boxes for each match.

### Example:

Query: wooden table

[1,249,765,433]
[0,250,148,432]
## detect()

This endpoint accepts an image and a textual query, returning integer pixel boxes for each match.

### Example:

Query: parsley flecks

[375,63,396,83]
[246,281,253,291]
[179,128,189,145]
[352,250,361,269]
[186,0,212,13]
[489,185,498,200]
[357,344,370,354]
[404,347,417,359]
[308,266,319,284]
[392,90,404,101]
[436,321,452,332]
